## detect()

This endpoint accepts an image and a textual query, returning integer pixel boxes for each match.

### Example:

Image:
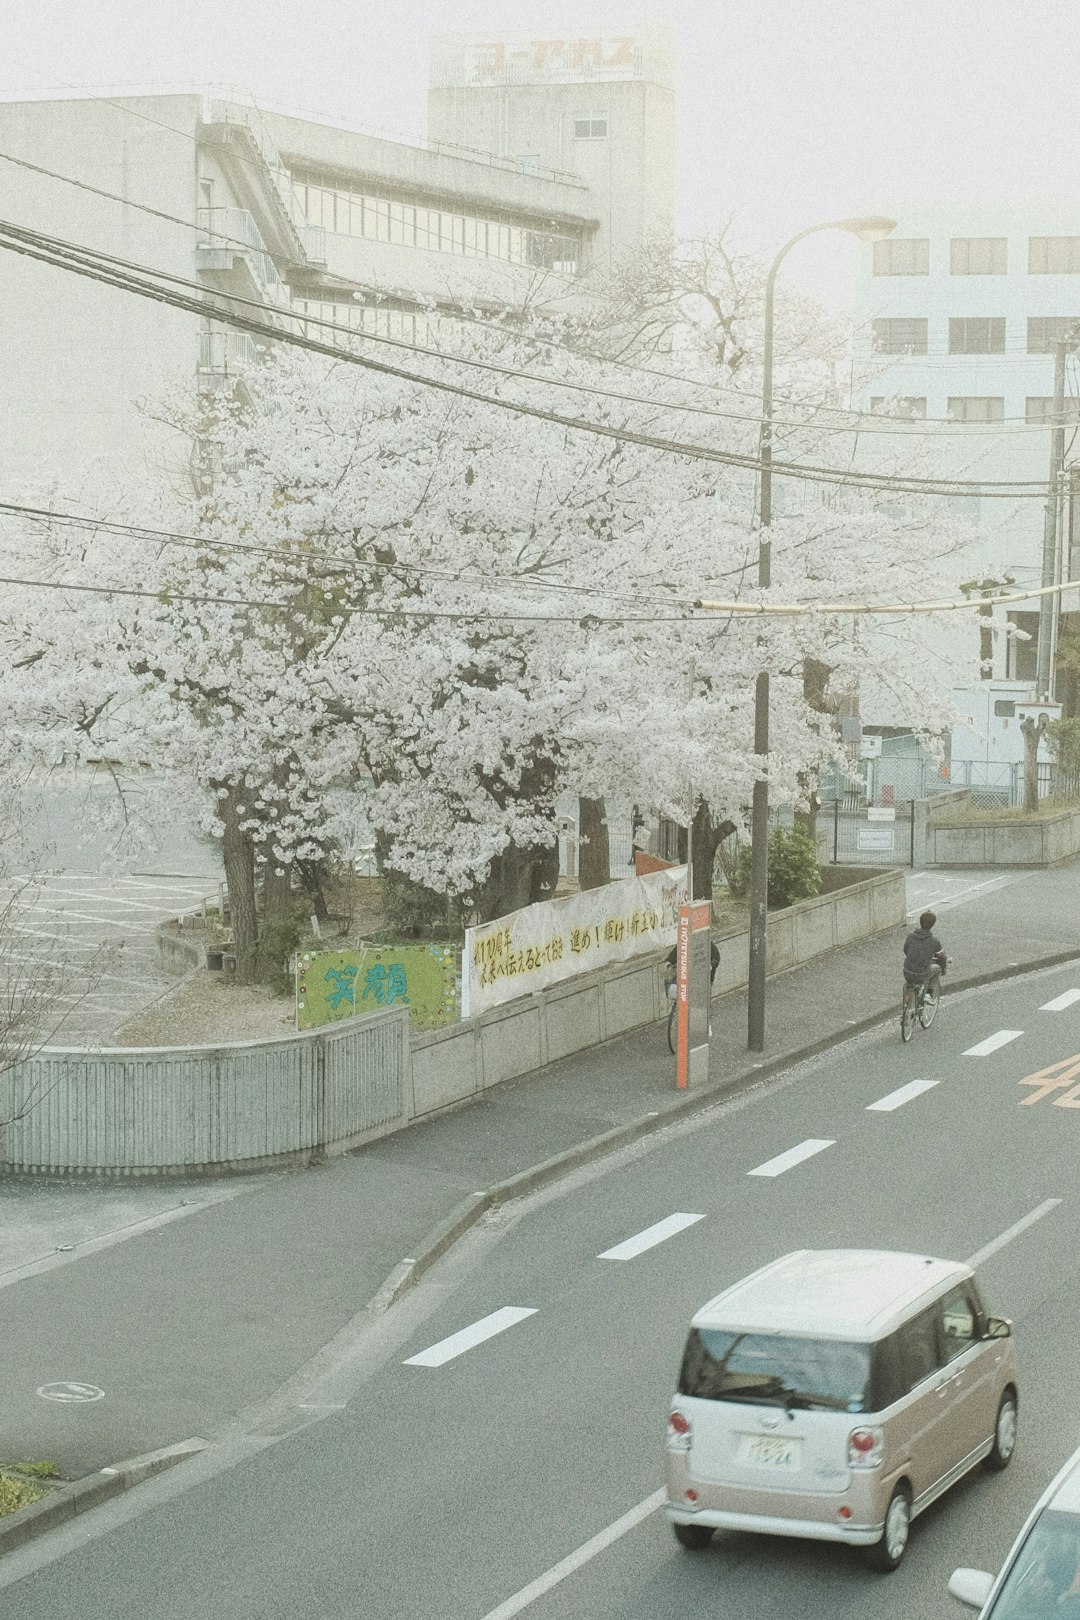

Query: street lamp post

[747,214,898,1052]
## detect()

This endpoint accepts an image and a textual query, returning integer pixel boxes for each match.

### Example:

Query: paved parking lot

[1,871,220,1045]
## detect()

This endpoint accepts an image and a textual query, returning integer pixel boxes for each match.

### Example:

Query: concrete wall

[919,789,1080,867]
[409,867,905,1119]
[3,867,902,1177]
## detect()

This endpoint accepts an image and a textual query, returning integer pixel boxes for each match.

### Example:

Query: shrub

[724,828,821,909]
[256,906,309,995]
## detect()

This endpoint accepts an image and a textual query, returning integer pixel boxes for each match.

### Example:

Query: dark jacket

[903,926,943,980]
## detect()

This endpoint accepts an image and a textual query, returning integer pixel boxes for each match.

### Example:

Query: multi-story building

[851,204,1080,691]
[0,77,671,496]
[428,26,676,271]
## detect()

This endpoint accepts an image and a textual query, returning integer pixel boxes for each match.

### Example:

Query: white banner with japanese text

[462,865,688,1019]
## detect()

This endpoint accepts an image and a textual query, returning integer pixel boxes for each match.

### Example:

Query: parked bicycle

[665,965,678,1054]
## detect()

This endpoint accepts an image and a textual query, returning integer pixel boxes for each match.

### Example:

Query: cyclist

[903,909,946,996]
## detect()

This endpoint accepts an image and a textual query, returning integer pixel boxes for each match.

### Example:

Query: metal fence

[0,1008,409,1176]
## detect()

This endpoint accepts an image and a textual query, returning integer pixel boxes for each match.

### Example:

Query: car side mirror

[948,1568,995,1609]
[984,1316,1012,1339]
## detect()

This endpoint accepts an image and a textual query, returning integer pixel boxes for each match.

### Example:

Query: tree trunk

[216,784,258,981]
[795,658,832,842]
[1021,713,1049,812]
[689,802,738,900]
[262,858,292,925]
[577,797,611,890]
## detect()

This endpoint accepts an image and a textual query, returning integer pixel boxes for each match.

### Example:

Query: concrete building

[0,79,669,496]
[428,26,676,271]
[851,203,1080,693]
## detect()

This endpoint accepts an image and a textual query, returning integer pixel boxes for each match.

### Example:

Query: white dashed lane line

[867,1079,939,1112]
[403,1307,538,1368]
[963,1030,1025,1057]
[747,1138,835,1178]
[1041,989,1080,1012]
[597,1213,705,1261]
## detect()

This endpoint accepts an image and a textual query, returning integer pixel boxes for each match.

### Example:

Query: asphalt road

[6,960,1080,1618]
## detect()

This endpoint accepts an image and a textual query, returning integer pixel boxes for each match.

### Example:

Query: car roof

[690,1250,972,1341]
[1039,1447,1080,1517]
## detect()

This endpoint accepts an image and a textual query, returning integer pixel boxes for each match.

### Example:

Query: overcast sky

[6,1,1080,304]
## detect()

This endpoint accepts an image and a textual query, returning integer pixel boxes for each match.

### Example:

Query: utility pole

[1036,334,1075,700]
[746,214,896,1053]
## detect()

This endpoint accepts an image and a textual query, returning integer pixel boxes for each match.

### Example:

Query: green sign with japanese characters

[296,945,458,1031]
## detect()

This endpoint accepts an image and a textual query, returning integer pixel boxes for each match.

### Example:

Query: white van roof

[691,1250,972,1341]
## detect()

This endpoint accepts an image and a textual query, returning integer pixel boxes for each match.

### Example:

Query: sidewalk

[1,863,1076,1499]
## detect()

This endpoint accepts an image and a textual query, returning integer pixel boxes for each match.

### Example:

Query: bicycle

[900,971,941,1043]
[665,967,678,1054]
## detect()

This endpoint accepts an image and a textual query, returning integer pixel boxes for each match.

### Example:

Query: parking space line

[867,1079,938,1112]
[403,1307,538,1368]
[747,1139,835,1178]
[1041,990,1080,1012]
[964,1030,1024,1057]
[598,1213,705,1261]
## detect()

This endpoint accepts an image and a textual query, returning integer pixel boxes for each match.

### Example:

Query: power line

[0,498,683,611]
[4,141,1072,439]
[0,218,1051,498]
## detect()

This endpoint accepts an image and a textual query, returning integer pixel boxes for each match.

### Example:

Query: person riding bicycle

[903,910,946,994]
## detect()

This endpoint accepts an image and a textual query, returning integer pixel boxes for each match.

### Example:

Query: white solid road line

[867,1079,939,1112]
[479,1489,667,1620]
[963,1030,1025,1057]
[747,1138,835,1178]
[1041,989,1080,1012]
[598,1212,705,1261]
[966,1199,1062,1269]
[403,1307,538,1369]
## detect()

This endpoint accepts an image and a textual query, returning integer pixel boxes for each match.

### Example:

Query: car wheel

[986,1391,1018,1471]
[866,1484,911,1572]
[673,1522,713,1551]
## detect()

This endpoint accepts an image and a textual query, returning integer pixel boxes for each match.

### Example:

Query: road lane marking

[1042,990,1080,1012]
[479,1489,666,1620]
[966,1199,1061,1268]
[747,1139,835,1178]
[867,1079,938,1112]
[598,1213,705,1261]
[403,1307,537,1368]
[964,1030,1024,1057]
[1019,1054,1080,1106]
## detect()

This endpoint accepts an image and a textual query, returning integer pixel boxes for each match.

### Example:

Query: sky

[6,0,1080,305]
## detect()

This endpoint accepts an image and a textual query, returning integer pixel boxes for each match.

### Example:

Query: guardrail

[0,1010,408,1176]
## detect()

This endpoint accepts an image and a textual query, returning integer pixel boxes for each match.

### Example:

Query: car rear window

[678,1328,874,1413]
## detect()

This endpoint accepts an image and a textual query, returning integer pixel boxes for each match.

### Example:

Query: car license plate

[741,1435,800,1468]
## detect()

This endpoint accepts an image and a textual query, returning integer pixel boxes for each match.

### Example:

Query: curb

[0,1438,206,1556]
[368,946,1080,1314]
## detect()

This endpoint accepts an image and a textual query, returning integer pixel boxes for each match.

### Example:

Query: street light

[747,214,897,1052]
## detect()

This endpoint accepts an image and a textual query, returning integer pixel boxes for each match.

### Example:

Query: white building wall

[0,96,204,499]
[851,203,1080,686]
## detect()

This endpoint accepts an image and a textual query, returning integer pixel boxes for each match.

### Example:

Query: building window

[951,237,1007,275]
[573,115,608,139]
[1006,611,1040,680]
[949,317,1006,354]
[1028,316,1080,353]
[1030,237,1080,274]
[294,175,582,274]
[947,396,1005,422]
[872,238,929,276]
[1026,396,1080,423]
[872,318,928,354]
[869,396,927,418]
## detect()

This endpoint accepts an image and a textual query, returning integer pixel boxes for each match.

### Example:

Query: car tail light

[847,1426,884,1468]
[667,1410,691,1450]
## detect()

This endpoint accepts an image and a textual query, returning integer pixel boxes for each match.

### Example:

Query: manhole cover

[36,1381,105,1403]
